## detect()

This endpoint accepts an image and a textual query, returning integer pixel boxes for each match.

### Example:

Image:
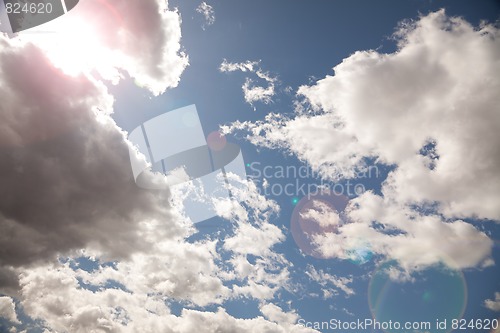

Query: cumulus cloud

[0,0,191,304]
[0,296,19,324]
[220,59,277,109]
[260,303,299,325]
[21,0,188,95]
[82,239,230,307]
[0,0,196,299]
[222,112,369,180]
[299,11,500,221]
[0,37,185,281]
[0,39,297,333]
[312,192,492,271]
[16,243,314,332]
[173,308,317,333]
[10,173,296,331]
[485,292,500,312]
[213,174,291,300]
[196,2,215,29]
[223,10,499,272]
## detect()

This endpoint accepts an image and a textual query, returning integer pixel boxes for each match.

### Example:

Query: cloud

[220,60,260,73]
[196,2,215,29]
[0,296,19,324]
[213,174,291,301]
[0,35,296,333]
[223,10,499,272]
[242,74,276,106]
[221,112,370,180]
[172,308,318,333]
[220,59,277,109]
[260,303,299,325]
[217,175,282,258]
[1,142,296,331]
[297,10,500,221]
[88,240,229,307]
[21,0,188,95]
[313,192,492,271]
[0,36,189,295]
[17,261,318,333]
[485,292,500,312]
[306,265,354,298]
[3,132,305,330]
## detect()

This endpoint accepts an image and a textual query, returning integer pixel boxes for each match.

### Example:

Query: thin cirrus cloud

[306,265,355,298]
[196,1,215,29]
[306,265,355,299]
[223,10,499,273]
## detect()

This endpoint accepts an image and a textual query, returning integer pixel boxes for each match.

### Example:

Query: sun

[19,5,120,79]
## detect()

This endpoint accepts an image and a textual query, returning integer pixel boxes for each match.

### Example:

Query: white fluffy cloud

[223,10,499,272]
[17,262,317,333]
[485,292,500,312]
[0,296,19,324]
[213,175,291,300]
[20,0,188,95]
[260,303,299,325]
[13,178,310,332]
[220,59,277,109]
[312,192,492,271]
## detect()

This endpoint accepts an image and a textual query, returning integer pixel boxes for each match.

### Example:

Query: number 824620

[5,1,53,14]
[452,318,499,330]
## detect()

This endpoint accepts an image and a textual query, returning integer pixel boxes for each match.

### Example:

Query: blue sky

[0,0,499,332]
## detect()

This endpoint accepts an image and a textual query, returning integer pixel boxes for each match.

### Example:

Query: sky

[0,0,499,332]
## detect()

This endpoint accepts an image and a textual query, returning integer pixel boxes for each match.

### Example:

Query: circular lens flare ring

[368,261,468,333]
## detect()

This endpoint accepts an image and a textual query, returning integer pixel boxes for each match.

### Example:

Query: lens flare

[290,190,349,258]
[368,261,467,333]
[207,131,227,152]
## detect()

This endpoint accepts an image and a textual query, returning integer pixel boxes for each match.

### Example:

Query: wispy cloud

[196,1,215,29]
[220,59,278,110]
[306,265,355,298]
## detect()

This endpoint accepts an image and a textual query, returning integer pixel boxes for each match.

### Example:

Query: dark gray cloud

[0,39,177,290]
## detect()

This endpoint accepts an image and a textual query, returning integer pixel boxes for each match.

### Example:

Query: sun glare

[20,10,117,78]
